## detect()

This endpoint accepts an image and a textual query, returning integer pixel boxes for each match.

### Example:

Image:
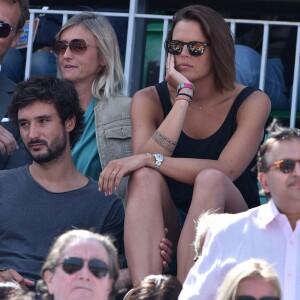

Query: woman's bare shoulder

[235,85,271,124]
[132,85,160,104]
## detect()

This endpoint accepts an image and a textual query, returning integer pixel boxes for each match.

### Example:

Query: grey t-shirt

[0,165,124,281]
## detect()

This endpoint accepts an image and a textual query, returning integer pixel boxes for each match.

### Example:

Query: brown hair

[124,275,182,300]
[167,5,235,92]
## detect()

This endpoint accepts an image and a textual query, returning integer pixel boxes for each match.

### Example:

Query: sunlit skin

[171,20,213,85]
[58,25,103,109]
[17,102,69,164]
[259,139,300,229]
[44,241,113,300]
[99,11,270,286]
[236,277,280,299]
[0,1,20,62]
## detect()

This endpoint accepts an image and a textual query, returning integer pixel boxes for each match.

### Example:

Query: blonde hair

[56,12,125,101]
[194,211,232,257]
[216,259,282,300]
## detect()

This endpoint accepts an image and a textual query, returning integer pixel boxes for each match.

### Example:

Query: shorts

[176,207,187,231]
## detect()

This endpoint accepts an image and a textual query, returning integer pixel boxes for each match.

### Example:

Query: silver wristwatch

[152,153,164,170]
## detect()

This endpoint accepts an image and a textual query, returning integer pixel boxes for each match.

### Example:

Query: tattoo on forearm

[152,131,177,153]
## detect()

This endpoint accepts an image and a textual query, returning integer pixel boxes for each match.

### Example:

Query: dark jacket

[0,72,31,169]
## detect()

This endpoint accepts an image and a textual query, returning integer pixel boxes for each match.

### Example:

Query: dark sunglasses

[0,20,15,38]
[59,257,109,279]
[267,159,300,174]
[53,39,98,56]
[165,40,211,56]
[235,296,280,300]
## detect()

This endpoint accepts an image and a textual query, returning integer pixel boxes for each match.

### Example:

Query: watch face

[153,154,164,169]
[155,154,164,161]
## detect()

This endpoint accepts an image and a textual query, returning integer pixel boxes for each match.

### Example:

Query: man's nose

[28,123,39,139]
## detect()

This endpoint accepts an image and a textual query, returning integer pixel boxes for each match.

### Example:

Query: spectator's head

[124,275,182,300]
[0,282,35,300]
[216,259,281,300]
[54,12,125,101]
[37,229,119,300]
[0,282,22,299]
[0,0,29,62]
[166,5,235,92]
[194,211,232,260]
[9,75,84,156]
[257,119,300,201]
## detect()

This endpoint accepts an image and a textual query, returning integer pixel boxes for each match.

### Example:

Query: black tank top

[155,81,261,213]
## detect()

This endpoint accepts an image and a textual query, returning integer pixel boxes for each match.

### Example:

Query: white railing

[25,8,300,127]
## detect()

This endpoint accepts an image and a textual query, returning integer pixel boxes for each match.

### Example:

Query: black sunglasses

[266,159,300,174]
[165,40,211,56]
[0,20,15,38]
[53,39,98,56]
[59,257,109,279]
[236,296,280,300]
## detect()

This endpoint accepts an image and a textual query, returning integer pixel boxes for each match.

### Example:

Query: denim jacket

[94,94,132,203]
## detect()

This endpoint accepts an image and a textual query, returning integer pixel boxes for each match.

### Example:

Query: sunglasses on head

[165,40,211,56]
[0,20,15,38]
[59,257,109,279]
[235,297,280,300]
[53,39,98,56]
[266,159,300,174]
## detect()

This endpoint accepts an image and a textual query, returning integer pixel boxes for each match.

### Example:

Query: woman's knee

[129,167,163,186]
[126,167,166,205]
[194,169,229,191]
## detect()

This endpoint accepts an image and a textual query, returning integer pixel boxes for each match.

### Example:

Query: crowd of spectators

[0,1,300,300]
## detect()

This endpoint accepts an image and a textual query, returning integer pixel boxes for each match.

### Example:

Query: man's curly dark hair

[8,75,84,149]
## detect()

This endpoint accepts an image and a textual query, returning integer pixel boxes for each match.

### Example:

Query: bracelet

[146,153,153,168]
[175,97,192,105]
[176,83,194,93]
[177,93,192,100]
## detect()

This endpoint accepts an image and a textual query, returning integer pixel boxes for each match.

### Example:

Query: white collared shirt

[179,200,300,300]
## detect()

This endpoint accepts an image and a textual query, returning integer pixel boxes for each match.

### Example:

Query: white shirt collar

[257,199,281,227]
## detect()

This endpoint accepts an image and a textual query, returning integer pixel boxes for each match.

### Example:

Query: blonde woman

[54,12,132,200]
[216,259,281,300]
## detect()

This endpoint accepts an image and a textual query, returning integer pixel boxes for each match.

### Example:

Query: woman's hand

[98,154,149,196]
[165,54,192,89]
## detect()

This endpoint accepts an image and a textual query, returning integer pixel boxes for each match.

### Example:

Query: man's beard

[27,131,67,164]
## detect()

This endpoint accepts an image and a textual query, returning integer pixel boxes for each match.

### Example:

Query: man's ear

[65,116,76,133]
[44,270,54,294]
[258,172,270,195]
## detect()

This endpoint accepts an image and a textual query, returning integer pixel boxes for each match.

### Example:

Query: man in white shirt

[0,0,31,169]
[179,120,300,300]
